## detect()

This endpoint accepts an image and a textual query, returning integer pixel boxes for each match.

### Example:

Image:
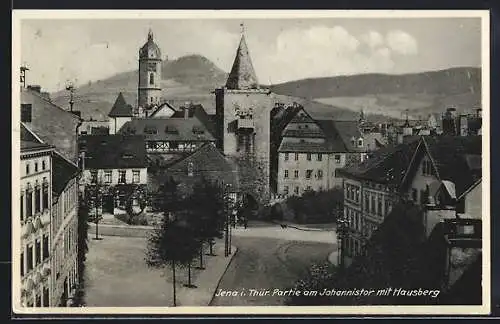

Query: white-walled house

[108,93,133,135]
[79,134,148,212]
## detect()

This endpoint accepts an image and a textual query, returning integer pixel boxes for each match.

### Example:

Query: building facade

[20,139,53,307]
[337,138,420,266]
[214,31,273,205]
[275,107,368,196]
[50,152,80,306]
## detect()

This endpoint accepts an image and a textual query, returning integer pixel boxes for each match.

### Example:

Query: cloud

[386,30,418,55]
[361,31,384,49]
[254,25,398,83]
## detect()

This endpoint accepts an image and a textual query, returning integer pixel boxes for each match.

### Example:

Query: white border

[11,9,491,316]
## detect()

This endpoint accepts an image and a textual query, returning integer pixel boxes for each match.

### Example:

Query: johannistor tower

[215,25,273,205]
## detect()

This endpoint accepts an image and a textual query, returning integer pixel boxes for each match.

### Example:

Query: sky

[19,15,483,92]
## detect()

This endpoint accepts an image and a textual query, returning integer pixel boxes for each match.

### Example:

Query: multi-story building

[20,129,53,307]
[50,151,80,306]
[19,79,82,308]
[274,105,368,196]
[336,137,420,265]
[79,134,148,212]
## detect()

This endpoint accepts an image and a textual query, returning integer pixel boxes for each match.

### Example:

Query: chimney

[475,108,482,118]
[27,85,41,93]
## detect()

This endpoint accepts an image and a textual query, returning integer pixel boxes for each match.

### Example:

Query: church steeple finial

[148,28,153,41]
[225,23,259,90]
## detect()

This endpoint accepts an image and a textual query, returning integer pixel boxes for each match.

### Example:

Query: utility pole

[20,65,29,88]
[66,82,75,112]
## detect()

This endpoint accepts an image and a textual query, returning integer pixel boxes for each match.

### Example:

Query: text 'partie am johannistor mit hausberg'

[215,288,441,298]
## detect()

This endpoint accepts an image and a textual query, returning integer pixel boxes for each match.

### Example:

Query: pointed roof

[108,92,133,117]
[225,34,259,90]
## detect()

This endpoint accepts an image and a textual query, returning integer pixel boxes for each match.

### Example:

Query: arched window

[149,73,154,85]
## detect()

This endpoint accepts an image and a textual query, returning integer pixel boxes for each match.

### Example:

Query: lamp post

[223,183,232,257]
[336,202,349,270]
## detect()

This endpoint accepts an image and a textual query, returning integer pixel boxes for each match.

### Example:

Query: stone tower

[138,29,162,109]
[215,27,273,205]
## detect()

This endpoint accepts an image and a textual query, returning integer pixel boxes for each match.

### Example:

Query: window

[42,182,48,210]
[378,196,383,216]
[21,252,24,277]
[412,188,418,202]
[43,287,49,307]
[294,170,299,178]
[26,186,32,218]
[364,194,369,212]
[90,170,98,184]
[35,240,41,265]
[358,139,363,147]
[133,170,140,183]
[36,295,42,307]
[306,170,313,179]
[335,154,341,164]
[104,171,112,184]
[27,245,33,272]
[284,186,289,195]
[317,169,323,179]
[35,162,38,172]
[118,170,126,184]
[306,186,312,191]
[20,192,24,222]
[43,235,49,260]
[26,163,30,175]
[307,153,312,161]
[317,154,322,161]
[42,160,46,170]
[370,195,375,214]
[149,73,155,85]
[284,153,289,161]
[34,184,41,213]
[294,153,299,161]
[294,186,299,194]
[284,170,289,178]
[385,200,391,216]
[187,163,194,177]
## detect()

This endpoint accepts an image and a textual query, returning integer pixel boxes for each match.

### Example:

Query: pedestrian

[244,217,248,229]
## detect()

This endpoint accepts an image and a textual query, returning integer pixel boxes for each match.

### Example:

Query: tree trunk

[209,240,214,256]
[95,206,99,240]
[171,260,177,307]
[197,242,205,269]
[188,262,192,286]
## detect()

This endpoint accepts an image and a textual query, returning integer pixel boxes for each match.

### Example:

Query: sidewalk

[177,243,237,306]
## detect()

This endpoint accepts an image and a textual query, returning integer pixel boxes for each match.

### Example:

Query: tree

[146,215,200,306]
[185,178,226,268]
[85,182,106,240]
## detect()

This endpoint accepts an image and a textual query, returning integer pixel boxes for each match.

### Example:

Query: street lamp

[336,203,349,270]
[223,183,232,257]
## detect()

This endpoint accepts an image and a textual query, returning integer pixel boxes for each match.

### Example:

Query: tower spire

[148,28,153,41]
[225,23,259,90]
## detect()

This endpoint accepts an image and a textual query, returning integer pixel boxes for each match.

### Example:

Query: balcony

[237,118,254,130]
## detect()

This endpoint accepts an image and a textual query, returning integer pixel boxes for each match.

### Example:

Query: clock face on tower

[147,63,157,72]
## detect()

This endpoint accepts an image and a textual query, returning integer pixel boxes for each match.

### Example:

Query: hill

[270,67,481,119]
[50,55,480,122]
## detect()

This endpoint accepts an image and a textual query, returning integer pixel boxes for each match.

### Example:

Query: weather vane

[240,23,245,35]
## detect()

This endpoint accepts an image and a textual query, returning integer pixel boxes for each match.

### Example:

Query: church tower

[215,25,273,205]
[138,29,162,110]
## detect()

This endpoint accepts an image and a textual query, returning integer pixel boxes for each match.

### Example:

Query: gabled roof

[337,137,420,184]
[21,87,80,163]
[52,150,79,198]
[108,92,133,117]
[118,116,216,142]
[20,123,51,151]
[225,34,259,90]
[80,135,147,169]
[400,136,482,197]
[148,143,240,193]
[149,102,177,118]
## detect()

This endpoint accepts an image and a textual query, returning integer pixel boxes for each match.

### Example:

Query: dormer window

[122,153,133,159]
[358,138,363,147]
[144,126,158,135]
[187,162,194,177]
[351,136,356,147]
[192,126,205,135]
[165,126,179,135]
